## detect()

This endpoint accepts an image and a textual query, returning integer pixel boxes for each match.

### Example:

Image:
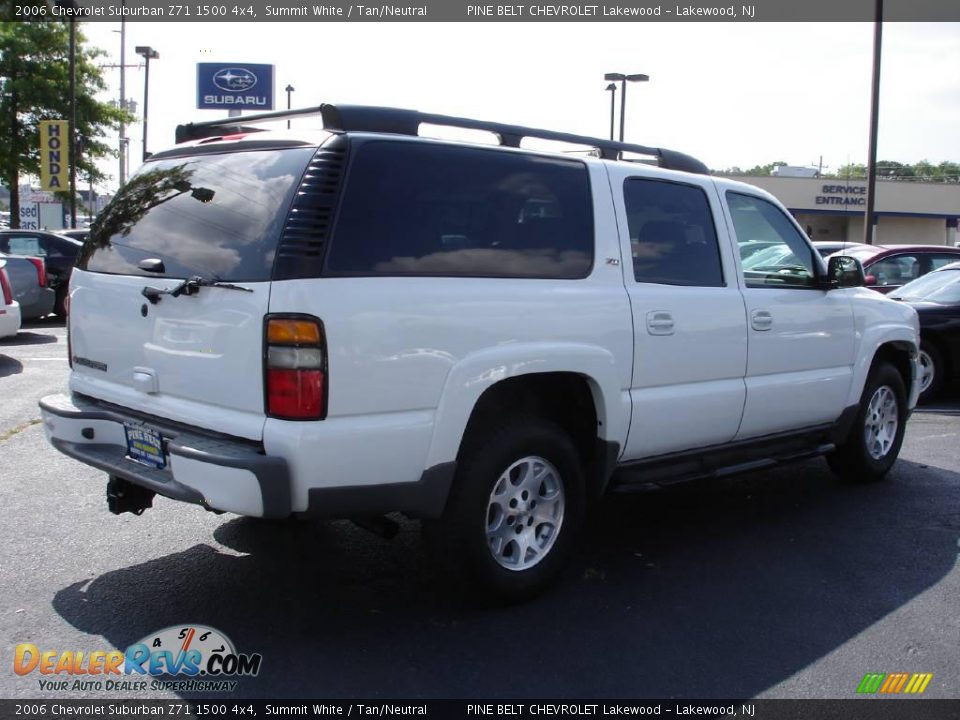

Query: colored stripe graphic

[858,672,933,694]
[857,673,885,693]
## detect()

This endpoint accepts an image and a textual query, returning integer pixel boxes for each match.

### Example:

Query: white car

[40,104,921,600]
[0,259,22,339]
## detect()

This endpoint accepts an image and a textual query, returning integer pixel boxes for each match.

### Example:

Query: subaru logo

[212,68,258,92]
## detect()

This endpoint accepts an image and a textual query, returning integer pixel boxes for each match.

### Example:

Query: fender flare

[423,342,629,468]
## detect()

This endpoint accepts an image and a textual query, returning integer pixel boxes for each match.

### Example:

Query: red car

[830,244,960,294]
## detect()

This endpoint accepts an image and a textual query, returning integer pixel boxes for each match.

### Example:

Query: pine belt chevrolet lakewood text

[40,104,922,600]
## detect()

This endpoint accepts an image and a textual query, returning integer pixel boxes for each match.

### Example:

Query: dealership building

[733,176,960,247]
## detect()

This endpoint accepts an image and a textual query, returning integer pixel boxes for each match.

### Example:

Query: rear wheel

[917,340,944,403]
[424,415,584,603]
[53,285,67,319]
[827,362,907,483]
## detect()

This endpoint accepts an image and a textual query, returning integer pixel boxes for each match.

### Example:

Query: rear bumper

[39,393,456,520]
[0,302,21,338]
[39,393,291,518]
[20,287,55,320]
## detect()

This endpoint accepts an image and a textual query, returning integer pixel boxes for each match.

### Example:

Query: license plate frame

[124,423,167,469]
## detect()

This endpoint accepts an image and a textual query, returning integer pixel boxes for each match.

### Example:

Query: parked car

[0,229,84,316]
[812,240,876,258]
[0,252,55,320]
[829,244,960,294]
[39,104,921,601]
[0,259,22,339]
[58,228,90,243]
[889,261,960,401]
[738,240,781,262]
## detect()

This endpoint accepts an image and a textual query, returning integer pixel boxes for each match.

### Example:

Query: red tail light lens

[0,269,12,306]
[265,317,327,420]
[26,257,47,288]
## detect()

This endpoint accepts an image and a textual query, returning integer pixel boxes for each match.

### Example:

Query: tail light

[264,316,327,420]
[26,257,47,288]
[0,268,12,306]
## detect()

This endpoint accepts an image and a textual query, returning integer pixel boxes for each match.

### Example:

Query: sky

[77,21,960,193]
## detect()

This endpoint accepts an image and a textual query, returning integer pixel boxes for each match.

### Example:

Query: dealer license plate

[124,423,166,469]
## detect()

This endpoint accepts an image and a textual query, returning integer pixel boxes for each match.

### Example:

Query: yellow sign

[39,120,69,191]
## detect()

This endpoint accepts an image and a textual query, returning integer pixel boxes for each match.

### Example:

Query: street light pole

[604,72,649,142]
[68,17,77,228]
[135,46,159,162]
[285,84,295,128]
[605,83,617,141]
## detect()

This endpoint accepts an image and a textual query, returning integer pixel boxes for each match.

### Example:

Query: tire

[423,415,585,603]
[917,339,944,403]
[827,362,907,483]
[53,286,67,319]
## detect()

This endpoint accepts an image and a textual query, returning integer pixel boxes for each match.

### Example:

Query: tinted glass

[78,147,315,281]
[727,192,817,288]
[866,254,921,287]
[5,235,45,256]
[327,142,593,278]
[623,179,723,287]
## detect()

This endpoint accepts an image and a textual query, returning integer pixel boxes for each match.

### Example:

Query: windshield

[890,269,960,303]
[77,147,315,281]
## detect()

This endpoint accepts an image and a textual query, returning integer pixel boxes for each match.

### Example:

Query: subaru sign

[197,63,274,110]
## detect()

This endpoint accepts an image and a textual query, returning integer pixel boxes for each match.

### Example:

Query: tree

[0,11,129,227]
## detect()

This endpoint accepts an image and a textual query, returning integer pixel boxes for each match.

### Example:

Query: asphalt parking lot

[1,319,958,700]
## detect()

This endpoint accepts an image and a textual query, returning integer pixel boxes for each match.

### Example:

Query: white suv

[41,105,921,600]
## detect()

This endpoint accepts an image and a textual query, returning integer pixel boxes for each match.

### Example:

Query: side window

[726,192,817,288]
[623,179,723,287]
[327,142,594,279]
[930,254,960,271]
[7,235,45,256]
[867,255,918,286]
[40,238,65,257]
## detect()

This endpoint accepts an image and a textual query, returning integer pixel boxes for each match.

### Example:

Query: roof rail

[174,103,710,175]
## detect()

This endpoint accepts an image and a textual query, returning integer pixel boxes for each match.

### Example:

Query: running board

[610,426,838,493]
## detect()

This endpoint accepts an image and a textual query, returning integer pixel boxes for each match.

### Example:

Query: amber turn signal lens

[267,319,321,345]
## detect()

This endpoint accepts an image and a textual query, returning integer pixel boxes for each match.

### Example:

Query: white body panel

[606,164,750,459]
[68,270,269,441]
[713,179,857,438]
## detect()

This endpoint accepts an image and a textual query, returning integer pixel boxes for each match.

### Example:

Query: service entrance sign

[197,63,274,110]
[38,120,68,192]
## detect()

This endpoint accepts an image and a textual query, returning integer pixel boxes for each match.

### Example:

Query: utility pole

[863,0,883,245]
[119,14,126,186]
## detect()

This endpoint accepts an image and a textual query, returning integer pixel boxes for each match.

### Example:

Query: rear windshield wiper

[141,275,253,304]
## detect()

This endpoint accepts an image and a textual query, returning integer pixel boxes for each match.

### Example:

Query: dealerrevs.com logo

[14,625,262,693]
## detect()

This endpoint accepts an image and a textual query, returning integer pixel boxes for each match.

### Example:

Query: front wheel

[917,340,944,403]
[827,362,907,483]
[423,415,585,603]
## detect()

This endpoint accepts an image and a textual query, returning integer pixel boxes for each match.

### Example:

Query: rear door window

[326,141,594,279]
[77,147,315,281]
[623,178,724,287]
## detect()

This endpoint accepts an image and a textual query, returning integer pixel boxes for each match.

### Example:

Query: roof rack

[174,104,710,175]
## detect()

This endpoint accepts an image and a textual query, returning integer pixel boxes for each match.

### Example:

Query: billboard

[38,120,69,192]
[197,63,274,111]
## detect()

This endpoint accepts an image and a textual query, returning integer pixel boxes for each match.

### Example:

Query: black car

[0,229,83,317]
[890,261,960,401]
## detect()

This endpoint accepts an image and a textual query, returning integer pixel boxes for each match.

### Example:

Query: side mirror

[826,255,865,289]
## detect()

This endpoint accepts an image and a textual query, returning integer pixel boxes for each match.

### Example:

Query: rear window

[326,141,594,279]
[78,147,315,281]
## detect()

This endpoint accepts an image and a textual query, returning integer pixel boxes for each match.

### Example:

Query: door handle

[751,309,773,331]
[646,310,675,336]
